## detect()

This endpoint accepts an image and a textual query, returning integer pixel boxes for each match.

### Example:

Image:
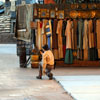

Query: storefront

[15,3,100,67]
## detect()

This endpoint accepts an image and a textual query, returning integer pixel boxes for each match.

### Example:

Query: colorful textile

[52,19,58,49]
[16,5,33,42]
[62,20,67,45]
[77,49,83,60]
[73,19,78,50]
[41,19,48,47]
[36,20,42,50]
[56,20,63,59]
[63,45,66,58]
[65,20,72,49]
[96,19,100,49]
[88,20,94,48]
[96,19,100,59]
[83,20,88,60]
[83,18,88,48]
[83,49,88,61]
[65,49,73,64]
[45,20,52,49]
[98,49,100,59]
[78,19,84,49]
[77,19,84,60]
[52,49,59,60]
[93,19,97,48]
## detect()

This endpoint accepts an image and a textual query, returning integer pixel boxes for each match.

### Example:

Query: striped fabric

[45,20,52,49]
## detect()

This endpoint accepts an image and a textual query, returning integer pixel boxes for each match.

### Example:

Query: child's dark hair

[42,44,49,51]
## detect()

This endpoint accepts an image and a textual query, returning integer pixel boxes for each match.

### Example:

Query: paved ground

[55,75,100,100]
[1,44,100,100]
[0,44,16,54]
[0,67,73,100]
[0,44,73,100]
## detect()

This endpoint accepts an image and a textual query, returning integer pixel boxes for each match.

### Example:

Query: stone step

[0,27,11,29]
[0,30,11,32]
[0,18,11,20]
[0,17,11,19]
[0,21,11,23]
[0,29,11,31]
[0,32,11,33]
[4,20,11,21]
[0,23,11,25]
[0,28,11,30]
[0,27,11,28]
[0,27,10,28]
[0,25,10,28]
[0,26,11,28]
[0,24,11,26]
[0,15,11,33]
[0,22,11,23]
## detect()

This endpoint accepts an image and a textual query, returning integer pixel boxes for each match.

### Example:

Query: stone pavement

[1,44,100,100]
[0,44,73,100]
[0,67,73,100]
[55,75,100,100]
[0,44,16,54]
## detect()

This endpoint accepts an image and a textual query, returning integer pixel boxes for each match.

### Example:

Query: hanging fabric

[36,20,42,50]
[65,20,72,49]
[56,20,63,59]
[45,20,52,49]
[77,19,84,60]
[96,19,100,59]
[41,19,48,47]
[16,5,33,42]
[93,19,98,60]
[83,19,89,60]
[73,19,78,50]
[73,19,78,60]
[88,20,94,48]
[88,20,96,61]
[65,49,73,64]
[62,20,67,58]
[17,6,26,29]
[52,19,59,60]
[93,19,97,48]
[64,20,73,64]
[52,19,58,49]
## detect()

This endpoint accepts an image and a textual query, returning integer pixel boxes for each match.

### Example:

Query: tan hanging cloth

[65,20,72,49]
[83,20,89,60]
[41,19,48,47]
[96,19,100,49]
[36,20,42,50]
[56,20,63,59]
[53,49,59,60]
[88,20,94,48]
[96,19,100,59]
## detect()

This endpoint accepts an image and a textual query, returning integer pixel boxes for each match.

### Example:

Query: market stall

[15,3,100,67]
